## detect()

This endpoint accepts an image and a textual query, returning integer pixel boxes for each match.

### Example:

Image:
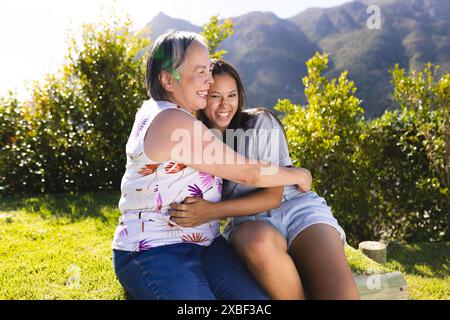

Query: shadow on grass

[387,242,450,278]
[0,191,121,223]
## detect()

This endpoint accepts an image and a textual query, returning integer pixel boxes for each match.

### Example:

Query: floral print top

[112,99,222,252]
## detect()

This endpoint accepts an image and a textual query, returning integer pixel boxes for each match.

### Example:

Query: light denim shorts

[222,189,346,249]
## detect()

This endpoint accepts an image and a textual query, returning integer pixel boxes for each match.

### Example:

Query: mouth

[216,112,232,120]
[197,90,208,99]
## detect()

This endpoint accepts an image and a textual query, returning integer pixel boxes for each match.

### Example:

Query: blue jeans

[112,236,269,300]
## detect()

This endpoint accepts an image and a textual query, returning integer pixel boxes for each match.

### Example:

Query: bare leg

[289,224,360,300]
[232,221,305,300]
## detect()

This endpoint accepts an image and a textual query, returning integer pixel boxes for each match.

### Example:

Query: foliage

[0,95,37,192]
[355,64,449,242]
[276,53,449,244]
[0,15,150,194]
[201,15,234,60]
[373,64,449,241]
[275,52,371,244]
[390,63,449,196]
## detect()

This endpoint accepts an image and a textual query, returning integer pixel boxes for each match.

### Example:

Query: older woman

[111,31,312,300]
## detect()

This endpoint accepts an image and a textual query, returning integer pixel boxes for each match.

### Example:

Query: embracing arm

[169,186,283,227]
[212,186,283,219]
[144,109,312,189]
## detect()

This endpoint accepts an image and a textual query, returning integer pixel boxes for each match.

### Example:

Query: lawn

[0,192,448,300]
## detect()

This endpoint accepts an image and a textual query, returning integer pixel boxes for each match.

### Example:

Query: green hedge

[276,54,449,245]
[0,17,149,194]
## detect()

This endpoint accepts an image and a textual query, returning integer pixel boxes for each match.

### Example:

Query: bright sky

[0,0,349,99]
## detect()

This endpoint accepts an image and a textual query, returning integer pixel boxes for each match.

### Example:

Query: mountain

[144,12,201,38]
[219,12,319,109]
[289,0,450,116]
[143,0,450,118]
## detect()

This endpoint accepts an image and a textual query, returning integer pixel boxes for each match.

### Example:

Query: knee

[238,231,281,272]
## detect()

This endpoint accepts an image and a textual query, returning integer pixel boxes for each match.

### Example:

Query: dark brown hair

[198,60,246,131]
[199,60,287,139]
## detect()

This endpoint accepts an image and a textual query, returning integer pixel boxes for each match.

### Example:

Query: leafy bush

[0,15,149,194]
[276,53,449,244]
[0,95,38,192]
[201,15,234,60]
[369,64,449,242]
[275,52,372,245]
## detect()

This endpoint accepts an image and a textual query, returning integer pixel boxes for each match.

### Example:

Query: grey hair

[145,30,207,100]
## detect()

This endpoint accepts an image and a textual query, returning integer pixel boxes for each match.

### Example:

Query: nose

[206,70,214,85]
[220,96,231,106]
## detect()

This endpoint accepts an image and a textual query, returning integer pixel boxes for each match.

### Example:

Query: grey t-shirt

[222,111,297,207]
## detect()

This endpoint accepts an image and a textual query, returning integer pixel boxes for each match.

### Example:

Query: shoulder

[149,107,198,133]
[244,108,282,131]
[144,108,203,162]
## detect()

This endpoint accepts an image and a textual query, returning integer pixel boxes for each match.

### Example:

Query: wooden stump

[359,241,387,264]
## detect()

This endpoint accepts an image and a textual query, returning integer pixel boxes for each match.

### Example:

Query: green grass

[0,192,448,300]
[0,192,125,300]
[384,242,449,300]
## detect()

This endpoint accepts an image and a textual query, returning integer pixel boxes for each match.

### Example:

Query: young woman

[168,60,360,300]
[111,31,313,300]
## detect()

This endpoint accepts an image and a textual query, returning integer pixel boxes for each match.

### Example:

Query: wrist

[210,201,227,220]
[296,169,306,183]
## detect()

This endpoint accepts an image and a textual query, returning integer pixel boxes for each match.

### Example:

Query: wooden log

[354,272,408,300]
[358,241,387,264]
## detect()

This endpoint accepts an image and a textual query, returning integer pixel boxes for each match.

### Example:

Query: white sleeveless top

[112,99,222,252]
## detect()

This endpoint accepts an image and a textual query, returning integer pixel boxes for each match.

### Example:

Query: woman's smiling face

[170,40,214,113]
[204,73,239,133]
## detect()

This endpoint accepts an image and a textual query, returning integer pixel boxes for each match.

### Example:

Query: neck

[165,95,194,114]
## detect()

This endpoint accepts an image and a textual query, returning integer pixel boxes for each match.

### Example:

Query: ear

[158,70,175,93]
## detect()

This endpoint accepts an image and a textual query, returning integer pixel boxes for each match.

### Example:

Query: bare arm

[144,109,311,188]
[169,186,283,227]
[213,186,283,218]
